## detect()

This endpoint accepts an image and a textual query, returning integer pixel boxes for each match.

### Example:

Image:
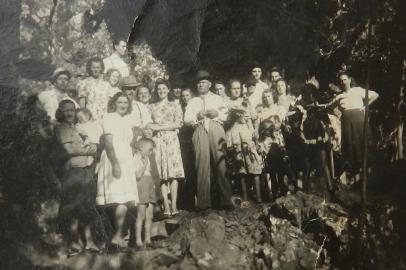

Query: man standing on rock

[184,70,233,211]
[103,38,130,77]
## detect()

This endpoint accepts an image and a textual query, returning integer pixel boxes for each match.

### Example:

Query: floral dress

[149,100,185,180]
[77,77,116,120]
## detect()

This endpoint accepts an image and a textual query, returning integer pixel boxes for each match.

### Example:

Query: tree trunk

[395,59,405,160]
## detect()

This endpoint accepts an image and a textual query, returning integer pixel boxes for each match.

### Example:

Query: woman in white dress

[97,92,138,249]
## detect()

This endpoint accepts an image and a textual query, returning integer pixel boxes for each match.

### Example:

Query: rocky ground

[1,190,401,270]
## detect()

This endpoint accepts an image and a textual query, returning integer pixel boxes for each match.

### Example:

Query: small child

[76,108,103,166]
[258,115,293,199]
[226,106,263,205]
[132,137,156,248]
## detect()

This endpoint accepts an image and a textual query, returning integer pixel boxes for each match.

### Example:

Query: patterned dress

[149,100,185,180]
[77,77,117,120]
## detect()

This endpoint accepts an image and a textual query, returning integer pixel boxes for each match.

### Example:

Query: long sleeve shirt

[184,92,228,129]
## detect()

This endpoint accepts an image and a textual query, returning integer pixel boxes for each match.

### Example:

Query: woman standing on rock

[96,92,139,250]
[149,79,185,217]
[54,100,103,256]
[77,58,112,120]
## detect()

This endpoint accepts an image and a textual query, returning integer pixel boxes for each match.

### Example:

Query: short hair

[270,67,281,74]
[228,78,241,87]
[113,37,127,49]
[262,89,274,104]
[104,68,122,84]
[107,92,132,114]
[76,107,93,121]
[86,57,105,76]
[131,137,155,150]
[337,71,350,79]
[55,99,78,123]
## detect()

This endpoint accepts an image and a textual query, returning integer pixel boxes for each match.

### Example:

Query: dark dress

[54,124,103,233]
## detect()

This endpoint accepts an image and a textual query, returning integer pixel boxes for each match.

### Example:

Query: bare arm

[367,90,379,105]
[104,134,121,178]
[62,141,97,156]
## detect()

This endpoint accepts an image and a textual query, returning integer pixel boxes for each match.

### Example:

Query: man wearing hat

[38,68,79,120]
[184,70,233,210]
[121,76,153,129]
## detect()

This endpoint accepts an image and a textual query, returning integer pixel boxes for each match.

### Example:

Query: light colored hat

[122,75,140,88]
[51,68,71,82]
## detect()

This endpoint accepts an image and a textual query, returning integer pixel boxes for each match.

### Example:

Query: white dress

[96,112,139,205]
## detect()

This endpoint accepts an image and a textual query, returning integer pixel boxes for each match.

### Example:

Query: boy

[132,138,156,248]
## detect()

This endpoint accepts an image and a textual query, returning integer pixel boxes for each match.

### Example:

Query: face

[271,71,281,83]
[274,120,281,131]
[339,75,351,90]
[115,41,127,57]
[263,91,274,106]
[172,88,182,98]
[252,67,262,81]
[54,74,69,91]
[115,96,129,115]
[276,81,287,96]
[124,88,136,102]
[77,111,91,123]
[214,83,226,97]
[90,62,103,78]
[109,70,120,86]
[137,87,151,104]
[247,85,256,95]
[156,83,170,100]
[143,128,153,139]
[197,79,211,95]
[181,89,192,105]
[60,103,76,124]
[140,142,154,157]
[230,81,241,99]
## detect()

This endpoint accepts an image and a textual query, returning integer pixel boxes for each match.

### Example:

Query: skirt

[59,166,98,225]
[341,109,366,166]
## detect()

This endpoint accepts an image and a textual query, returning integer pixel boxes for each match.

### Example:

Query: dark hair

[86,57,105,76]
[55,99,77,123]
[113,37,127,49]
[275,78,289,94]
[227,78,242,96]
[76,107,93,121]
[107,92,132,114]
[270,67,281,74]
[154,78,171,92]
[104,68,122,85]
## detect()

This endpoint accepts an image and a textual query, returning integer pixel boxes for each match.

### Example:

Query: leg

[240,175,248,201]
[112,204,128,247]
[144,203,154,244]
[170,179,179,214]
[253,175,262,203]
[135,204,146,247]
[192,126,212,210]
[160,182,171,215]
[208,122,232,208]
[68,218,82,250]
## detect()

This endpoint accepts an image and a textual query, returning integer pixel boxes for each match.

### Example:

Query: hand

[205,109,218,119]
[112,163,122,179]
[197,111,206,120]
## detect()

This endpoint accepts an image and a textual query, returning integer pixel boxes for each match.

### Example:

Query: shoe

[163,212,172,218]
[171,210,180,216]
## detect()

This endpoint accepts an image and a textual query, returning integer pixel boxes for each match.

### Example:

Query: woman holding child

[149,79,185,217]
[54,100,103,255]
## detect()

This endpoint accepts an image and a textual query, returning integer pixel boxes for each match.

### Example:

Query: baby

[76,108,103,166]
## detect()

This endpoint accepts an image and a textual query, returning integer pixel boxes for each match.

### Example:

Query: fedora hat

[51,68,71,82]
[195,70,212,83]
[122,75,140,88]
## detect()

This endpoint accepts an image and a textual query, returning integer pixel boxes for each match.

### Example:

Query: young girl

[226,105,263,205]
[258,115,293,199]
[132,137,156,248]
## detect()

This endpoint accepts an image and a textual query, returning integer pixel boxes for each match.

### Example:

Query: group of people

[36,38,379,255]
